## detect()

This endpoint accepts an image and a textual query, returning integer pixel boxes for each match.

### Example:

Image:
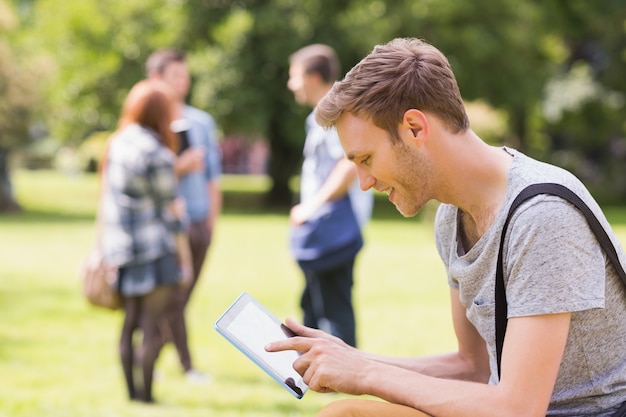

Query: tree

[0,0,40,211]
[179,0,366,206]
[539,0,626,202]
[10,0,559,208]
[179,0,558,205]
[16,0,188,144]
[10,0,626,209]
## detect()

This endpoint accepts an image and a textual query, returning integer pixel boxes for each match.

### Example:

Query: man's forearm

[208,181,222,229]
[365,350,490,383]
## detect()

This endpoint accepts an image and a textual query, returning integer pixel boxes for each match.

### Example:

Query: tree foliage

[538,0,626,201]
[14,0,190,143]
[0,1,40,150]
[5,0,626,209]
[0,0,41,210]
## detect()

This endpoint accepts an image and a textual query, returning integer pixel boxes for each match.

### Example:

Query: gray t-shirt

[435,148,626,416]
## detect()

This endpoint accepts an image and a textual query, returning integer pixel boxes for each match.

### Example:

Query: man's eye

[360,156,371,166]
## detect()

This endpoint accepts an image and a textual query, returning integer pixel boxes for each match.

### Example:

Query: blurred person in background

[100,79,192,403]
[146,48,222,382]
[287,44,374,348]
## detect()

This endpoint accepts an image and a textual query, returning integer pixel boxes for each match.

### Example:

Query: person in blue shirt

[146,49,222,382]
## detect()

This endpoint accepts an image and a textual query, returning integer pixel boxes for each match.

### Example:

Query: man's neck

[309,85,332,108]
[434,132,513,249]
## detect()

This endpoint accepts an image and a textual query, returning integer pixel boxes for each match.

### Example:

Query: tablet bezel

[214,292,308,399]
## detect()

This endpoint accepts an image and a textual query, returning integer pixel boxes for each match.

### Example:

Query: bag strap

[95,136,115,246]
[495,183,626,379]
[611,400,626,417]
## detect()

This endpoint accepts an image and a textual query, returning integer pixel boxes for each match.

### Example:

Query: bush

[12,137,62,170]
[77,131,111,172]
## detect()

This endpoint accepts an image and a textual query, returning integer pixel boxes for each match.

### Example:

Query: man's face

[337,113,432,217]
[159,61,190,102]
[287,63,316,107]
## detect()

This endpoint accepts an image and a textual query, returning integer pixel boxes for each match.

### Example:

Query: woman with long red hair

[100,79,191,403]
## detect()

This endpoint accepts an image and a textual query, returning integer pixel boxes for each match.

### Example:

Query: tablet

[214,292,308,399]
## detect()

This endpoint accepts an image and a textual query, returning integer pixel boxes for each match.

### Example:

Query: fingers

[264,329,347,394]
[293,344,339,394]
[265,335,310,353]
[284,318,337,340]
[289,205,305,226]
[290,320,351,349]
[265,319,348,355]
[179,147,205,172]
[284,318,309,335]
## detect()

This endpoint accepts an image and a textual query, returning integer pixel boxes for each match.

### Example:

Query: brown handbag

[80,248,121,310]
[79,144,121,311]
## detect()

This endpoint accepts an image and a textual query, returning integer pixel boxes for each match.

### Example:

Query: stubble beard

[390,142,431,218]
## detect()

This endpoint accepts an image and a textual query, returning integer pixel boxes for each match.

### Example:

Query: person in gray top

[266,38,626,417]
[287,44,373,348]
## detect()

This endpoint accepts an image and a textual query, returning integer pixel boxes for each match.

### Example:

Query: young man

[146,49,222,382]
[267,38,626,417]
[287,44,373,347]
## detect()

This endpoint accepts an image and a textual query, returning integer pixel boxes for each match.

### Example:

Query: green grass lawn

[1,169,625,417]
[0,170,453,417]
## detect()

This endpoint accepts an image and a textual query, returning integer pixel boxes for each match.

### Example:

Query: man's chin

[392,201,420,218]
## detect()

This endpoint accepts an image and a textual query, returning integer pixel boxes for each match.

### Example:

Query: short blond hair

[316,38,469,142]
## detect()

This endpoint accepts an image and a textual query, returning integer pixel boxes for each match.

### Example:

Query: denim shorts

[118,254,179,297]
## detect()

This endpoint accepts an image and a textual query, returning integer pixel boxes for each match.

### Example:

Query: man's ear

[402,109,429,145]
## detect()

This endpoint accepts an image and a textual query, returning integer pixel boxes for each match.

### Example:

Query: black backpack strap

[495,183,626,379]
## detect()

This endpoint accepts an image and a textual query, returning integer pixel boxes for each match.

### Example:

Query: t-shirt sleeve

[202,115,222,180]
[504,196,606,318]
[325,129,345,160]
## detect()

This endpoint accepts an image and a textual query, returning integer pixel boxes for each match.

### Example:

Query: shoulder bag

[79,155,121,311]
[290,195,363,271]
[80,247,121,310]
[495,183,626,416]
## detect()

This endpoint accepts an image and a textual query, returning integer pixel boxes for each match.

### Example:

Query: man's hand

[176,147,205,176]
[170,197,187,219]
[265,318,371,395]
[289,204,315,226]
[175,232,194,287]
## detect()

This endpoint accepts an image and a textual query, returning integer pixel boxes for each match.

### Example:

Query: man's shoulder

[183,105,215,125]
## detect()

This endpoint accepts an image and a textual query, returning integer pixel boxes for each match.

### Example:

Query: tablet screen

[214,292,308,398]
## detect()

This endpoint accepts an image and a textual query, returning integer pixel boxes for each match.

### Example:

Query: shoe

[185,369,211,384]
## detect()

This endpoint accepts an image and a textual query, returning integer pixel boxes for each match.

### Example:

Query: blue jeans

[300,257,357,347]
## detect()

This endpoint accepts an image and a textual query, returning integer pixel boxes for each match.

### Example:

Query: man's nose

[356,167,375,191]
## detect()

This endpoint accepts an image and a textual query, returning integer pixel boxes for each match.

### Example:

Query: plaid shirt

[101,124,183,267]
